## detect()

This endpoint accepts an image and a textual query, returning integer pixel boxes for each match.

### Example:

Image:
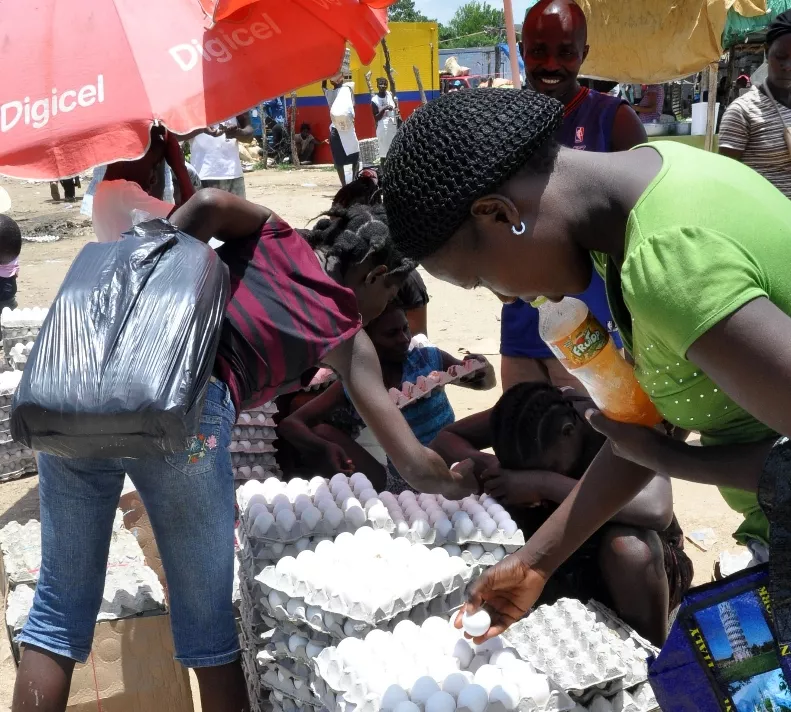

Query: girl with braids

[12,189,477,712]
[381,86,791,645]
[432,382,692,645]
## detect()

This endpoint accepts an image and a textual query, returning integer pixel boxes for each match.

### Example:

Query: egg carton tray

[231,441,278,454]
[238,412,278,427]
[238,402,279,420]
[0,370,22,398]
[233,452,279,468]
[240,476,523,549]
[312,617,576,712]
[251,574,469,641]
[388,360,486,410]
[241,645,270,712]
[259,658,324,708]
[234,425,277,439]
[0,460,37,484]
[238,524,323,568]
[302,368,338,392]
[585,603,658,692]
[271,693,327,712]
[503,599,629,698]
[582,683,658,712]
[258,627,333,666]
[235,466,283,483]
[0,307,48,329]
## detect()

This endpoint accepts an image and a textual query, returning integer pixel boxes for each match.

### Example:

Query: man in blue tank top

[500,0,646,392]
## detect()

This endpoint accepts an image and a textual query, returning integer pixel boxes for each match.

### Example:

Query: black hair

[332,174,381,209]
[0,215,22,262]
[767,10,791,47]
[303,203,415,277]
[489,382,579,469]
[382,88,563,261]
[300,122,311,130]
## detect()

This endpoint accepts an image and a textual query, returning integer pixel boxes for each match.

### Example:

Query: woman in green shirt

[382,87,791,642]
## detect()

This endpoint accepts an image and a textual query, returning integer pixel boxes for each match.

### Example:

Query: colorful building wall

[294,22,439,164]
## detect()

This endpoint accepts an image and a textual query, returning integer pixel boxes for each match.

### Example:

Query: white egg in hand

[426,691,456,712]
[456,684,489,712]
[411,677,441,706]
[461,609,491,638]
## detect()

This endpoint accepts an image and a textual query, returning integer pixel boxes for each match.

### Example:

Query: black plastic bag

[12,219,229,458]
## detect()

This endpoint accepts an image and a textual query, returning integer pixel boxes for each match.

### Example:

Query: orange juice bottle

[533,297,662,426]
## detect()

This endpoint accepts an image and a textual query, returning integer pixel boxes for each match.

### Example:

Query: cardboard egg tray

[258,627,332,666]
[503,599,630,697]
[582,683,659,712]
[241,643,270,712]
[388,360,486,409]
[233,425,277,440]
[311,617,576,712]
[259,657,324,708]
[234,465,283,482]
[238,525,328,568]
[271,694,326,712]
[233,452,280,468]
[238,402,279,419]
[585,602,659,692]
[302,368,338,392]
[230,440,278,454]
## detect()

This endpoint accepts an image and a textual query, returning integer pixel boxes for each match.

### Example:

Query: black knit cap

[382,88,563,261]
[767,10,791,46]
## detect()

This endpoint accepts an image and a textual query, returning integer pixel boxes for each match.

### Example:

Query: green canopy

[723,0,791,49]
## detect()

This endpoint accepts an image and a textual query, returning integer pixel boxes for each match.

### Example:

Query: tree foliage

[439,1,505,48]
[387,0,433,23]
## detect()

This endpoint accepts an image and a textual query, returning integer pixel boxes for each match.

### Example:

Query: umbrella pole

[503,0,522,90]
[381,38,401,122]
[259,103,268,170]
[704,62,718,152]
[290,91,300,166]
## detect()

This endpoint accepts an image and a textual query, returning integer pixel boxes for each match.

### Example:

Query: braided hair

[302,203,414,278]
[489,382,581,470]
[382,88,563,261]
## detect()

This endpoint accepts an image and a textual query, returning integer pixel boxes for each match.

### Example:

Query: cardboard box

[66,614,194,712]
[119,490,166,590]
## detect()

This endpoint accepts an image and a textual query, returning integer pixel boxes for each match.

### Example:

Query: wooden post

[381,38,401,122]
[364,71,374,95]
[413,66,427,105]
[259,102,268,169]
[289,91,300,166]
[704,62,718,152]
[503,0,522,89]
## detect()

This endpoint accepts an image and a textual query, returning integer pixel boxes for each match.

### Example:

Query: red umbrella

[0,0,393,181]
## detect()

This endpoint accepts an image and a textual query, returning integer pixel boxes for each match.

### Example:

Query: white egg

[306,641,324,659]
[426,691,456,712]
[519,674,550,707]
[345,505,367,528]
[358,487,378,504]
[443,543,462,557]
[474,637,503,654]
[491,546,506,561]
[436,519,453,539]
[465,543,485,560]
[462,610,491,639]
[253,511,275,537]
[369,502,391,528]
[486,503,505,516]
[293,493,312,516]
[394,619,422,643]
[324,611,339,628]
[309,475,327,493]
[474,665,504,692]
[442,500,461,515]
[271,493,291,510]
[286,478,309,498]
[316,496,337,513]
[330,473,349,489]
[451,511,469,525]
[305,605,324,625]
[314,539,335,558]
[493,511,511,526]
[301,505,322,531]
[396,520,411,536]
[381,685,410,711]
[467,655,488,675]
[268,590,286,609]
[480,518,497,538]
[488,683,520,711]
[411,677,441,706]
[429,510,449,526]
[412,519,432,540]
[276,508,297,532]
[452,639,475,669]
[500,520,519,537]
[294,537,311,553]
[488,649,517,668]
[442,672,470,699]
[270,542,285,556]
[287,633,308,653]
[286,597,306,618]
[325,507,345,530]
[500,659,535,679]
[456,684,489,712]
[394,703,421,712]
[455,518,475,538]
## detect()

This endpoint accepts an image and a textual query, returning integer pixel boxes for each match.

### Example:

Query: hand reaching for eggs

[454,555,548,642]
[479,466,545,507]
[324,442,354,474]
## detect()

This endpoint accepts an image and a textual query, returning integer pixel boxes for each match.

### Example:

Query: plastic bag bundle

[11,219,229,458]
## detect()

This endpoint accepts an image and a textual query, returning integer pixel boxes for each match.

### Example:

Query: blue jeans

[18,380,239,668]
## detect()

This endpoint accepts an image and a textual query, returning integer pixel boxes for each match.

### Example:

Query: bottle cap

[530,297,548,307]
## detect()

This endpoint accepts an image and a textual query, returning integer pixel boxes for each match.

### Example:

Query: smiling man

[498,0,646,393]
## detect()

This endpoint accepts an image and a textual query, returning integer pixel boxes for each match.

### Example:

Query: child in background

[0,215,21,311]
[278,304,495,492]
[431,382,693,645]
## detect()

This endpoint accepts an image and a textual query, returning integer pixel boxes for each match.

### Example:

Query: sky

[414,0,533,25]
[694,592,775,661]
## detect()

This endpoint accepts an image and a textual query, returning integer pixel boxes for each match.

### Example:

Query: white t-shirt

[91,180,173,243]
[190,120,243,181]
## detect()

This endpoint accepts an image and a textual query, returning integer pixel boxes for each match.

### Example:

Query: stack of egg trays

[1,308,45,369]
[0,372,35,483]
[233,401,283,481]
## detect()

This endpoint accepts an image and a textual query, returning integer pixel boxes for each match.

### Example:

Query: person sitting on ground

[90,127,195,243]
[431,382,693,645]
[332,172,431,336]
[264,116,286,160]
[279,303,495,492]
[0,215,22,311]
[295,123,320,164]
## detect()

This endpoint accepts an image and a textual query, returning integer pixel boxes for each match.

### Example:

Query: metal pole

[704,62,718,152]
[503,0,522,89]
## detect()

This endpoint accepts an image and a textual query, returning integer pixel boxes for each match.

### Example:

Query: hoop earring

[511,222,526,236]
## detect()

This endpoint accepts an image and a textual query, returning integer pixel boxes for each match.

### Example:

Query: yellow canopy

[579,0,766,83]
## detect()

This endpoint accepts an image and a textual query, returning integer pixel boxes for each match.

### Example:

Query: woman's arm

[633,91,657,114]
[169,189,271,243]
[430,411,499,473]
[164,132,195,206]
[439,350,497,391]
[323,331,479,498]
[610,105,648,152]
[226,112,254,144]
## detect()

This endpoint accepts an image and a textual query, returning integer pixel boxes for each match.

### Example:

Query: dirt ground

[0,170,744,710]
